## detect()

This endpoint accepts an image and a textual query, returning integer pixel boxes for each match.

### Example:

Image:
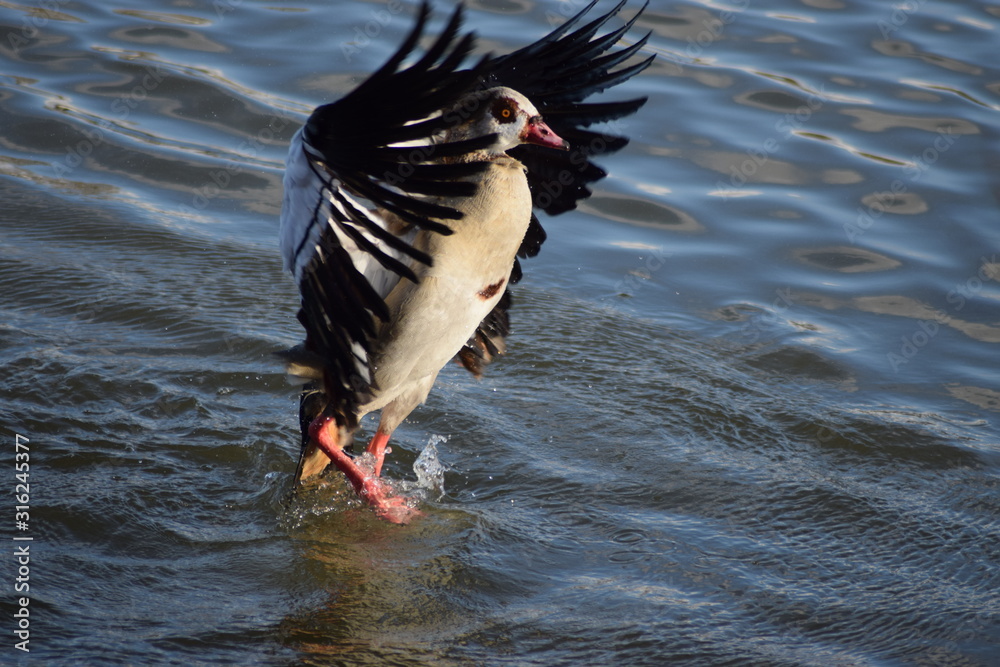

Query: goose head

[446,87,569,156]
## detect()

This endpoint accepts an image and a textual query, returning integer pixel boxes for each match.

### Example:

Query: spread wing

[279,2,495,425]
[485,0,653,216]
[457,0,653,376]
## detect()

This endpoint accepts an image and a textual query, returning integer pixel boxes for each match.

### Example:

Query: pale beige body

[297,154,532,479]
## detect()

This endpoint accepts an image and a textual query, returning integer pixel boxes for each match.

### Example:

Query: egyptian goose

[279,0,652,522]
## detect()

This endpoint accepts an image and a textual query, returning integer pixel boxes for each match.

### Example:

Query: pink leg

[308,416,420,524]
[366,430,391,477]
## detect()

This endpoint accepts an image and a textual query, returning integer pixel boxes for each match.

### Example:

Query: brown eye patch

[490,97,517,124]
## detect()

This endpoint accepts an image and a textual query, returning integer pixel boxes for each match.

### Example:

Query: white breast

[361,157,532,412]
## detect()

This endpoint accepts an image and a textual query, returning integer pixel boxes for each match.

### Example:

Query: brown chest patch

[477,277,506,300]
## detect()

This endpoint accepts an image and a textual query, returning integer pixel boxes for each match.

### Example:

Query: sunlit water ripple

[1,0,998,665]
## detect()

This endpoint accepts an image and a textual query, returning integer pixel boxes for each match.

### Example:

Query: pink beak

[523,116,569,150]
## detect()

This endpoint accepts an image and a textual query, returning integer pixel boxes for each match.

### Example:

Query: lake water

[2,0,999,664]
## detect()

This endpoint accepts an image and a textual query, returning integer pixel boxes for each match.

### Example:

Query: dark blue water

[2,0,998,664]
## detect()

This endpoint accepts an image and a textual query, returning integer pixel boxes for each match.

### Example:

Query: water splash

[281,436,447,528]
[411,434,447,499]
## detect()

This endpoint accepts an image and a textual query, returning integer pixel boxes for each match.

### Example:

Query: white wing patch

[279,127,326,280]
[279,127,415,301]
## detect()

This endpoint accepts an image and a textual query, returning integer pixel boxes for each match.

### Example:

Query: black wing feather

[456,0,652,373]
[286,2,495,422]
[482,0,652,215]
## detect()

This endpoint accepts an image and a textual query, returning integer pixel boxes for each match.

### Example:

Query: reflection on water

[2,0,999,664]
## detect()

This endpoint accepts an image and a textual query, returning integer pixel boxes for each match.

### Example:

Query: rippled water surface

[2,0,999,664]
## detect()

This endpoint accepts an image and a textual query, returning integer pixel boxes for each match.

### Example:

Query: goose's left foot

[309,416,422,524]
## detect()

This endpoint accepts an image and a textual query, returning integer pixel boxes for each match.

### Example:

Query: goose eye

[491,98,517,124]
